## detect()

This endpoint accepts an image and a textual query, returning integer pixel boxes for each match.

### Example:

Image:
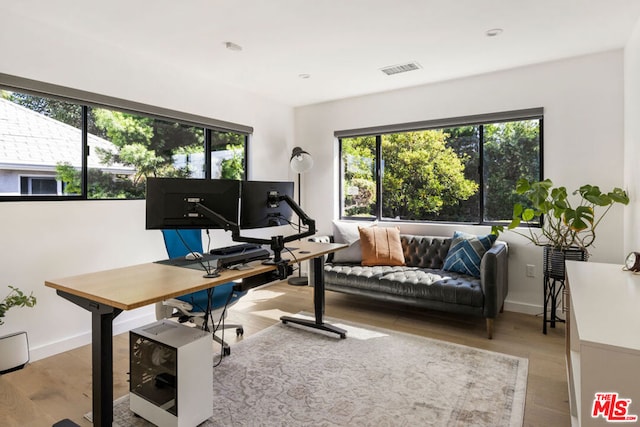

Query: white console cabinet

[129,320,213,427]
[565,261,640,427]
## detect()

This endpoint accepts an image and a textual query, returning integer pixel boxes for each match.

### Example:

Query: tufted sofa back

[401,234,452,269]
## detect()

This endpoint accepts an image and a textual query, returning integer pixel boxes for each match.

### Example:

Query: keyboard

[216,248,271,268]
[210,243,262,256]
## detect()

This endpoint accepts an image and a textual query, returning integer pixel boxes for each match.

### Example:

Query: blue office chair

[155,229,246,356]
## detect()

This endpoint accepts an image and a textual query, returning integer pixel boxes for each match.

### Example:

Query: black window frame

[336,108,544,226]
[0,73,252,202]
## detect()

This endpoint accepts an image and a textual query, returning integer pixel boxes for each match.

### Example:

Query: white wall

[295,50,626,314]
[625,19,640,253]
[0,19,296,360]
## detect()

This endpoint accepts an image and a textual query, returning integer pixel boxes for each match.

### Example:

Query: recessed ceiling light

[485,28,503,37]
[225,41,242,51]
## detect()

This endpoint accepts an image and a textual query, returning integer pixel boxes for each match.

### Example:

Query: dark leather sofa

[310,234,508,338]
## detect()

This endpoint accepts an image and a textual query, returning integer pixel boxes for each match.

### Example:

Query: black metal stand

[542,246,587,334]
[280,254,347,339]
[543,274,565,334]
[56,290,122,427]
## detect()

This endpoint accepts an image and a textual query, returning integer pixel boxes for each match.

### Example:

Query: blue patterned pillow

[442,231,497,278]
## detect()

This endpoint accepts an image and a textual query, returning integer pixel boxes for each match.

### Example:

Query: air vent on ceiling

[380,62,422,76]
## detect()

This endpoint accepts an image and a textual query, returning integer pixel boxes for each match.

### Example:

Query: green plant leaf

[0,286,36,325]
[515,178,531,194]
[563,206,593,231]
[522,208,536,221]
[508,217,521,229]
[608,188,630,205]
[550,186,567,201]
[513,203,523,217]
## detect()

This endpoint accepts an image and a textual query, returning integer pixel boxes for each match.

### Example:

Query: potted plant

[492,178,629,256]
[0,286,36,325]
[492,178,629,334]
[492,178,630,279]
[0,286,36,374]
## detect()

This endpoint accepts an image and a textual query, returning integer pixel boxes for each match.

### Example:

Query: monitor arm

[192,193,316,279]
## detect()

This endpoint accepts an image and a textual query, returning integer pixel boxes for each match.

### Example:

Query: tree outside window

[339,115,542,225]
[0,91,247,199]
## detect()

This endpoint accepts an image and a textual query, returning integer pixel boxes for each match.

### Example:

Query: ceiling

[3,0,640,107]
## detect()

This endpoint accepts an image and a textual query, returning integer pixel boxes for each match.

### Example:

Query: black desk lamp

[288,147,314,286]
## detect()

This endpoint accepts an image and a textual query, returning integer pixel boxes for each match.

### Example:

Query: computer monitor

[145,177,240,230]
[240,181,294,229]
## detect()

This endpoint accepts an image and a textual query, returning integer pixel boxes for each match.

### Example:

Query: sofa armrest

[309,235,333,244]
[480,241,508,318]
[309,235,334,262]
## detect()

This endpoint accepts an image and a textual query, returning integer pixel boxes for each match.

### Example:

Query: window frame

[0,73,252,202]
[337,108,544,226]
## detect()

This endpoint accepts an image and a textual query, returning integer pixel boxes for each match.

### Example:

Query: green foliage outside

[220,146,245,180]
[342,120,540,222]
[0,286,36,326]
[342,130,478,220]
[382,130,478,219]
[483,121,541,221]
[342,135,376,217]
[2,91,245,198]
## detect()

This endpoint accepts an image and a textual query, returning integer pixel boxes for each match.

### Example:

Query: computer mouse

[185,252,204,260]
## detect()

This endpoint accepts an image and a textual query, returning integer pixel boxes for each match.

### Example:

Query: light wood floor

[0,280,569,426]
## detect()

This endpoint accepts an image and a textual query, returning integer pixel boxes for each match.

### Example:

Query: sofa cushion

[331,220,374,263]
[442,231,497,278]
[359,226,405,266]
[324,264,483,307]
[401,235,451,269]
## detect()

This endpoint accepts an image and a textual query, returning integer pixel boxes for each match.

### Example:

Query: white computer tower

[129,320,213,427]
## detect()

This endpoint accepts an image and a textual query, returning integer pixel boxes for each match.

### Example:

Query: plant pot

[0,331,29,374]
[543,246,588,280]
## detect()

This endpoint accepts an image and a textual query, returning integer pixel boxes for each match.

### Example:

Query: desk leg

[57,291,122,427]
[281,255,347,339]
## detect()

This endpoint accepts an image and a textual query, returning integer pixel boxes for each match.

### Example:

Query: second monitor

[240,181,294,229]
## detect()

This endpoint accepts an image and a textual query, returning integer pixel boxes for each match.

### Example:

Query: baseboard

[503,300,542,316]
[29,312,156,362]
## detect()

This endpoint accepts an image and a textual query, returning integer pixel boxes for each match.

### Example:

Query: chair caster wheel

[223,347,231,357]
[236,327,244,336]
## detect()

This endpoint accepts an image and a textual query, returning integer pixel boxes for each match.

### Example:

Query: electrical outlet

[526,264,535,278]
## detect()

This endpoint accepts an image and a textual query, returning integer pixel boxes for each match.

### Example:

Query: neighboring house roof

[0,98,134,174]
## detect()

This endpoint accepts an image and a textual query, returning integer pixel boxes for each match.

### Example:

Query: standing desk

[45,240,347,427]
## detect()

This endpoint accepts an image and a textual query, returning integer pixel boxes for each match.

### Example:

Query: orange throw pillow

[359,226,405,266]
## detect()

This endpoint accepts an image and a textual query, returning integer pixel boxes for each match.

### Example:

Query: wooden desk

[45,240,346,427]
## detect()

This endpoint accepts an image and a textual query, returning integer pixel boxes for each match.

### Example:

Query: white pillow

[331,220,374,263]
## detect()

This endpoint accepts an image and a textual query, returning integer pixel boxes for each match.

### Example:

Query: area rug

[111,315,528,426]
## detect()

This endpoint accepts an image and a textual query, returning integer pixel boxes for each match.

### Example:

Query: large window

[0,82,250,200]
[338,109,542,225]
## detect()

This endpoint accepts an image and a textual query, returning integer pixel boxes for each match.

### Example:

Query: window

[21,176,59,195]
[0,79,251,201]
[338,109,543,225]
[211,130,246,180]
